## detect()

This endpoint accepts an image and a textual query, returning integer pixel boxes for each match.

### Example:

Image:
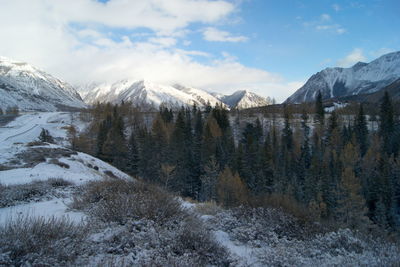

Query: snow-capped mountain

[218,90,272,109]
[0,57,86,111]
[286,51,400,103]
[81,80,225,109]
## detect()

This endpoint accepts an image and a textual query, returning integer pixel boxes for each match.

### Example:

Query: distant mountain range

[0,57,86,111]
[80,80,272,110]
[218,90,272,109]
[286,51,400,103]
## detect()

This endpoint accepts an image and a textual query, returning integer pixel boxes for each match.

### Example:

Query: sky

[0,0,399,102]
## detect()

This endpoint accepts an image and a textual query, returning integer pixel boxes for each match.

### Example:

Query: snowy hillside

[81,80,225,109]
[286,51,400,103]
[0,57,86,111]
[0,112,131,223]
[219,90,272,109]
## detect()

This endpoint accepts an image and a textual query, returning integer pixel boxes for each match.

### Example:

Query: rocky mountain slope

[80,80,225,110]
[0,57,86,111]
[81,80,272,110]
[338,78,400,103]
[219,90,272,109]
[286,51,400,103]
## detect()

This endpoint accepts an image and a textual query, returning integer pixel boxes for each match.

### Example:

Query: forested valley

[71,91,400,235]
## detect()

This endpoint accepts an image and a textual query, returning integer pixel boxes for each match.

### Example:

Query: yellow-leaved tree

[217,167,247,207]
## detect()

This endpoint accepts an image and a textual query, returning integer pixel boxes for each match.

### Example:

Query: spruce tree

[355,103,369,156]
[298,110,311,202]
[199,157,219,202]
[379,91,395,155]
[281,104,293,152]
[315,90,325,124]
[102,115,127,169]
[96,115,112,158]
[127,131,140,176]
[38,128,54,143]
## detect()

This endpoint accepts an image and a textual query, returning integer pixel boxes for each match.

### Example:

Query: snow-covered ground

[0,112,131,226]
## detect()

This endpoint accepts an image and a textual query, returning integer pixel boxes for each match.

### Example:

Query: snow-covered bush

[47,177,73,187]
[72,179,183,225]
[0,215,88,266]
[69,179,229,266]
[0,179,74,207]
[203,206,400,266]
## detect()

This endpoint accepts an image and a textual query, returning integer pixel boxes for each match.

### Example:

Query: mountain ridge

[80,80,271,110]
[0,57,86,111]
[286,51,400,103]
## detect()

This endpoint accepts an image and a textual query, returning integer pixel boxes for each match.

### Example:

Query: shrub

[173,217,229,266]
[26,141,48,147]
[48,158,70,169]
[251,193,312,223]
[0,179,74,207]
[195,201,222,216]
[71,179,183,225]
[47,177,73,187]
[0,216,88,266]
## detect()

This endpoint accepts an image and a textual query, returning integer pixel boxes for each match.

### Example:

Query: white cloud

[202,27,248,42]
[49,0,234,34]
[336,28,346,34]
[332,4,341,12]
[320,14,331,21]
[304,13,346,35]
[0,0,297,102]
[336,48,367,67]
[148,37,177,47]
[315,24,346,34]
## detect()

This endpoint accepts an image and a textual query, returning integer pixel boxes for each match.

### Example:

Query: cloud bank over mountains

[0,0,301,102]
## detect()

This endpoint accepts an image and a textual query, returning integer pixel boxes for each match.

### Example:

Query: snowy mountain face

[81,80,225,110]
[219,90,272,109]
[286,51,400,103]
[0,57,86,111]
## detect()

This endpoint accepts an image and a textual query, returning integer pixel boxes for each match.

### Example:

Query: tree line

[71,92,400,232]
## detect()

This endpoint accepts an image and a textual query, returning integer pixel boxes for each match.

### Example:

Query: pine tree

[0,108,3,115]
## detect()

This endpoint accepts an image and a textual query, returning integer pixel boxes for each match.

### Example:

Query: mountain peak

[0,56,86,111]
[352,61,367,69]
[219,90,271,109]
[286,50,400,103]
[81,80,224,110]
